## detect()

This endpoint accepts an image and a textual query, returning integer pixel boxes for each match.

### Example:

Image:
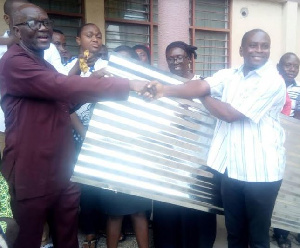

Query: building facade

[0,0,299,78]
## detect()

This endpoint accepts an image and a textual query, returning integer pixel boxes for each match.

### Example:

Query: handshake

[129,80,164,100]
[91,67,210,101]
[90,68,164,100]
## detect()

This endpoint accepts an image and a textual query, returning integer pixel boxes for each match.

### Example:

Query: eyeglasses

[14,19,53,31]
[166,55,188,64]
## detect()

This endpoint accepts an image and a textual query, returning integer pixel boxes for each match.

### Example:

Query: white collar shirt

[0,31,9,59]
[75,58,108,123]
[62,57,108,77]
[44,43,68,75]
[204,61,286,182]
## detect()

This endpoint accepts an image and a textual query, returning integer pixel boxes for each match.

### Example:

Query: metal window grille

[105,0,158,66]
[190,0,230,77]
[194,31,229,78]
[105,23,150,50]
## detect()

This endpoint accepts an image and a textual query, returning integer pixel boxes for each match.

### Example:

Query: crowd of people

[0,0,299,248]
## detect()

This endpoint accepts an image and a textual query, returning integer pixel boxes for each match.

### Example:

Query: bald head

[4,0,28,15]
[12,3,46,26]
[3,0,29,31]
[241,29,270,47]
[278,52,300,66]
[277,52,300,83]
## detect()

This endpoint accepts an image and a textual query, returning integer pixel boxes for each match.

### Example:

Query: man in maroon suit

[0,3,148,248]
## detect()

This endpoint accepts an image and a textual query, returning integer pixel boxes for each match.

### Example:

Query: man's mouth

[287,73,296,78]
[251,56,264,60]
[174,65,182,70]
[37,34,49,42]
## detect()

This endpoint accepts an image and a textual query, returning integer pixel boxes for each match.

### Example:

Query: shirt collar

[237,60,272,77]
[63,56,77,66]
[286,79,297,87]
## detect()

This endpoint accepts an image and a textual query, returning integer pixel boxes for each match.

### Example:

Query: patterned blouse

[0,173,13,233]
[73,59,108,152]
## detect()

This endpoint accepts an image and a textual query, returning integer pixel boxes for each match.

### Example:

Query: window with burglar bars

[29,0,85,56]
[104,0,158,66]
[190,0,230,77]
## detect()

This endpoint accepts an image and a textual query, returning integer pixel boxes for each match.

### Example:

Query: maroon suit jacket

[0,44,130,200]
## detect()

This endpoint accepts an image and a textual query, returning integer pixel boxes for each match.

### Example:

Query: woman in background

[152,41,217,248]
[67,23,107,248]
[97,45,151,248]
[133,44,151,65]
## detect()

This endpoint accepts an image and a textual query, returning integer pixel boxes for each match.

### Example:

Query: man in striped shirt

[146,29,286,248]
[278,53,300,117]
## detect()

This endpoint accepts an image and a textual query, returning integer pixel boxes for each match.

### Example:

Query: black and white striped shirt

[205,61,286,182]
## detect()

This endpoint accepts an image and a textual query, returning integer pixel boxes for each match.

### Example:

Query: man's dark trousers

[221,172,282,248]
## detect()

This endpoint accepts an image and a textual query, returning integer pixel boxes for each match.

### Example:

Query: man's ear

[239,46,243,57]
[13,26,21,40]
[3,14,10,26]
[76,36,81,46]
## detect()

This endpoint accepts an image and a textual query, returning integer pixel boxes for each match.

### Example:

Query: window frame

[104,0,158,65]
[190,0,231,76]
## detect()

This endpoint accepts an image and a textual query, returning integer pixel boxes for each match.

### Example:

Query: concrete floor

[78,215,300,248]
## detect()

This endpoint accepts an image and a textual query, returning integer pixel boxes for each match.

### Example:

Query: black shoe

[274,235,291,248]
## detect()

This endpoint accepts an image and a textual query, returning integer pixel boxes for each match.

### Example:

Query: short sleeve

[205,69,235,100]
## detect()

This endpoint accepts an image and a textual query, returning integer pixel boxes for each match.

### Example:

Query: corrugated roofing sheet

[72,53,300,232]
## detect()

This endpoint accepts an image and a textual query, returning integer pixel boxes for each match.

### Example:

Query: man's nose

[174,58,180,64]
[91,35,98,42]
[39,24,47,31]
[289,66,296,72]
[60,46,67,52]
[39,22,50,30]
[256,46,263,52]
